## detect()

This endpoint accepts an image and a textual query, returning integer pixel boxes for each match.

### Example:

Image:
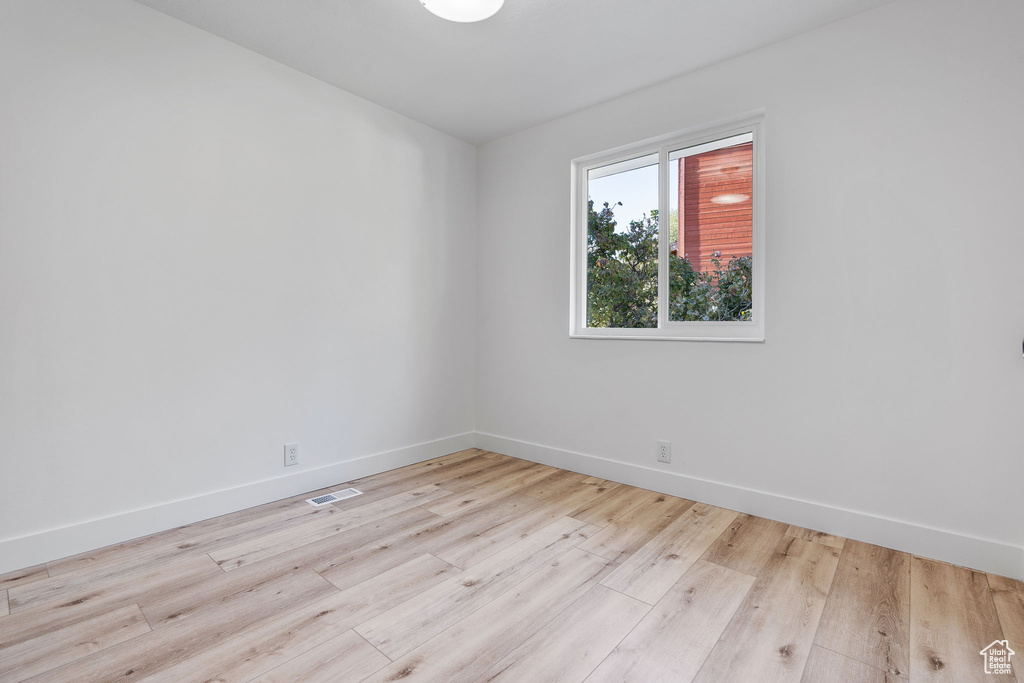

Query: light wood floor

[1,449,1020,682]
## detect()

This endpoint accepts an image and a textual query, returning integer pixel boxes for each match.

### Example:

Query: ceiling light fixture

[419,0,504,23]
[710,193,750,205]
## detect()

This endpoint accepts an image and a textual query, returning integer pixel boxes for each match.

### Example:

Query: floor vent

[305,488,363,507]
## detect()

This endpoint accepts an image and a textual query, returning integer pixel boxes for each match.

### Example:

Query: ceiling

[134,0,893,144]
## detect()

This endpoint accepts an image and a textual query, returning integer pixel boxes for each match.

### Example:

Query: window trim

[569,112,766,342]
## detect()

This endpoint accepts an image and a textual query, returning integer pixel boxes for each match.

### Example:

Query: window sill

[570,324,764,343]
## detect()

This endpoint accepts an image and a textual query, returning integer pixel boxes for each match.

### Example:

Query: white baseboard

[475,432,1024,580]
[0,432,476,575]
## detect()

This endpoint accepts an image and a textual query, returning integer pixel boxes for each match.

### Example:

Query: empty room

[1,0,1022,681]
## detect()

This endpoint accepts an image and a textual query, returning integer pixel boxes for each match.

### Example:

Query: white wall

[0,0,477,572]
[476,0,1024,576]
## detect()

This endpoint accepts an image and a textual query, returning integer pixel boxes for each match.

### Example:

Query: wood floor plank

[251,630,390,683]
[355,516,598,660]
[517,468,591,499]
[787,525,846,549]
[479,461,561,489]
[567,485,656,528]
[332,451,496,510]
[349,450,488,492]
[363,547,616,683]
[0,555,218,653]
[910,557,1011,682]
[422,464,559,517]
[312,517,472,592]
[208,484,450,570]
[988,574,1024,683]
[0,565,48,593]
[31,569,339,683]
[8,502,339,613]
[0,591,7,618]
[331,454,524,518]
[256,506,437,580]
[587,559,756,683]
[802,645,899,683]
[325,491,544,577]
[317,492,587,591]
[371,454,510,497]
[44,477,369,578]
[144,554,457,683]
[314,499,556,592]
[484,585,650,682]
[693,536,841,683]
[432,456,541,493]
[134,508,439,629]
[542,479,623,519]
[815,540,910,678]
[366,451,505,493]
[0,603,151,681]
[429,493,571,569]
[422,485,520,518]
[701,513,790,576]
[139,562,325,630]
[578,493,695,562]
[601,503,739,604]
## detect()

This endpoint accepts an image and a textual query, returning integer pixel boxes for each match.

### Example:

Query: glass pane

[668,134,753,322]
[586,156,659,329]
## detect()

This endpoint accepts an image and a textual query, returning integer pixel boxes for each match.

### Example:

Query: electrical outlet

[284,442,300,467]
[657,440,671,464]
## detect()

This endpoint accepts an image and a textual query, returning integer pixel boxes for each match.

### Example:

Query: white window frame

[569,112,766,342]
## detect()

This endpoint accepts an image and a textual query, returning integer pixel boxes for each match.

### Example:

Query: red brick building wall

[676,142,753,274]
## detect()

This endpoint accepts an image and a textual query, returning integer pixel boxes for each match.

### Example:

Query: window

[570,115,765,341]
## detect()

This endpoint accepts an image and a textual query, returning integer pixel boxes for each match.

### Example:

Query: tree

[586,200,659,328]
[587,200,752,326]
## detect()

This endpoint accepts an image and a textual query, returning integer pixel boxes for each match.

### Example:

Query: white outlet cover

[657,440,671,464]
[284,442,300,467]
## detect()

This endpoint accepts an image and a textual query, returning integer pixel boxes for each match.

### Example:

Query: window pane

[668,134,753,322]
[586,157,659,329]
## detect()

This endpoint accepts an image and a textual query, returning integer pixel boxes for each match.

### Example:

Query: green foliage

[587,200,752,327]
[586,200,659,328]
[668,255,752,322]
